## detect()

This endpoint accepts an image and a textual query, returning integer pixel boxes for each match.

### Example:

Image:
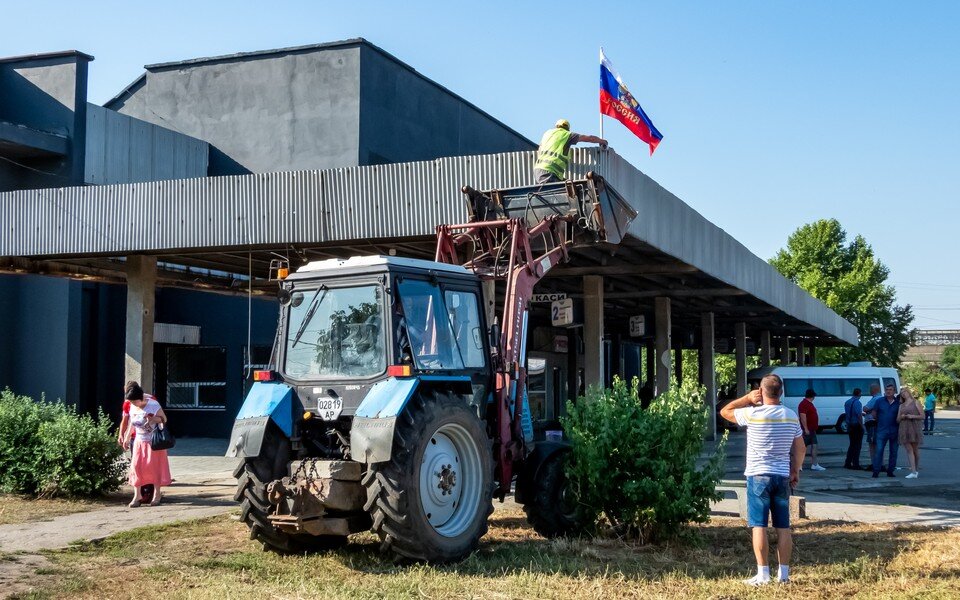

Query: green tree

[901,359,958,406]
[770,219,913,366]
[940,344,960,380]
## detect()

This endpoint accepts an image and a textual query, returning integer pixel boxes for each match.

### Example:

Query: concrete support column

[809,345,817,366]
[701,312,717,440]
[645,339,655,385]
[655,297,671,395]
[567,328,579,402]
[610,333,622,387]
[125,255,157,393]
[797,340,807,366]
[779,336,791,365]
[735,322,747,397]
[583,276,604,390]
[674,343,683,386]
[760,330,772,368]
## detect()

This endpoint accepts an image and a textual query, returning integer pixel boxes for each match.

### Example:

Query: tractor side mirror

[488,322,501,349]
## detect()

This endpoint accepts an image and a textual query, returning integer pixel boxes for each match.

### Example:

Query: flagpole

[599,47,604,142]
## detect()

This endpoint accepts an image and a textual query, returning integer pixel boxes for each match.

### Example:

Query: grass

[0,493,122,526]
[8,506,960,599]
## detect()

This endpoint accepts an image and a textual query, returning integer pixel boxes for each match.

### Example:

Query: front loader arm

[435,176,627,499]
[437,215,570,499]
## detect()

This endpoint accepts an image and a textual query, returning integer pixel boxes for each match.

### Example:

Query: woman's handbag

[151,422,176,451]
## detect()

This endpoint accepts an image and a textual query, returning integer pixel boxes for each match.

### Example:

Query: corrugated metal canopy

[0,148,858,346]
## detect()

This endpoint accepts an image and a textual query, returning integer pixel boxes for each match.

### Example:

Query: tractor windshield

[283,284,385,380]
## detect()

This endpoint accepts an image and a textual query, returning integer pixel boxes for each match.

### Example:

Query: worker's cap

[555,119,570,130]
[805,389,817,398]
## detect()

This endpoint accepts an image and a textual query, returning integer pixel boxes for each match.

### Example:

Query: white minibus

[747,363,901,433]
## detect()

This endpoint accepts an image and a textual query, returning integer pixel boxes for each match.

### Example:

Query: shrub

[562,377,726,542]
[0,389,63,494]
[0,388,126,497]
[36,408,126,497]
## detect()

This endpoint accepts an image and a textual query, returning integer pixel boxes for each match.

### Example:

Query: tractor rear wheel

[522,450,587,538]
[363,390,493,562]
[234,422,348,553]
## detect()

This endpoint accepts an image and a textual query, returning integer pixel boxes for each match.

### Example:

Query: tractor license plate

[316,397,343,421]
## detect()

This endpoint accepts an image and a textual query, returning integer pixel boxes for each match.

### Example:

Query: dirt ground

[5,506,959,600]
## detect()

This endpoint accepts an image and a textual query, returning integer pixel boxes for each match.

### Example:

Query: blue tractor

[227,175,633,562]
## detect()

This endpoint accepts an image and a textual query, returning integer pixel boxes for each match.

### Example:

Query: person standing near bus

[898,387,924,479]
[870,384,901,478]
[843,388,865,470]
[798,389,826,471]
[862,383,882,469]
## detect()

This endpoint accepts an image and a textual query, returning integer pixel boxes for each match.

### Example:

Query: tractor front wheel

[363,390,493,563]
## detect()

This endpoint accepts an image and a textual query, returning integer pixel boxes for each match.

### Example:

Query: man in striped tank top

[721,374,806,586]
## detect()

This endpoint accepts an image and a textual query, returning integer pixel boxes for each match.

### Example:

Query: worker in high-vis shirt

[533,119,608,184]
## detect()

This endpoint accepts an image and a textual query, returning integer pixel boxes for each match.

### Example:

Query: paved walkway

[0,438,238,554]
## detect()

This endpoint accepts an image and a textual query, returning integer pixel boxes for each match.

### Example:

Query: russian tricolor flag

[600,49,663,155]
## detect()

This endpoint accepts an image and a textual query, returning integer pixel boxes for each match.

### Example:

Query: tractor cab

[274,255,492,428]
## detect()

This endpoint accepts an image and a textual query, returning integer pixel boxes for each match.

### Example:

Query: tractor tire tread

[363,389,493,563]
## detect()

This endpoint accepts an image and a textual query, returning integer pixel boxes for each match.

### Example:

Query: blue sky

[4,1,958,329]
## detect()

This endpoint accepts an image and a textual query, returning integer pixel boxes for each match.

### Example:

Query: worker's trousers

[844,423,864,468]
[872,429,899,476]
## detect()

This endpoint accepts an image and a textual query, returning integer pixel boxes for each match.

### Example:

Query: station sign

[533,292,567,304]
[551,298,574,327]
[629,315,646,337]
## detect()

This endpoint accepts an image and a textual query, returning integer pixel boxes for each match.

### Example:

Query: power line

[0,154,73,180]
[913,315,960,326]
[893,281,960,289]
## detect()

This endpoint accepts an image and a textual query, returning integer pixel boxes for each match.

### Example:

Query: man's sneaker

[906,472,919,479]
[811,464,827,471]
[872,473,879,478]
[887,472,896,478]
[743,575,771,586]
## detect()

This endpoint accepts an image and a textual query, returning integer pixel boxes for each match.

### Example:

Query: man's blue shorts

[746,474,791,528]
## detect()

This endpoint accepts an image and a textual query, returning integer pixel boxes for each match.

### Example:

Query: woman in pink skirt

[123,382,172,507]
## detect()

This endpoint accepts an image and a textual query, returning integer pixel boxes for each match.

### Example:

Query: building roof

[102,38,532,146]
[0,148,859,346]
[0,50,94,65]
